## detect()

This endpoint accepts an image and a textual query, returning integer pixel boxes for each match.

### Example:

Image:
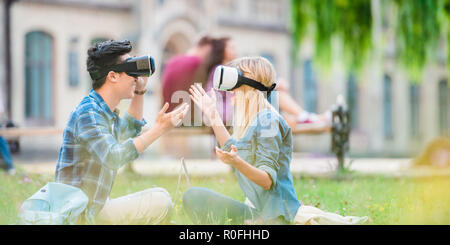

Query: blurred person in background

[0,91,16,175]
[204,37,237,127]
[273,78,331,130]
[160,36,214,158]
[162,35,214,115]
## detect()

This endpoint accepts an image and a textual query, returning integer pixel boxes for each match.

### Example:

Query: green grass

[1,168,449,225]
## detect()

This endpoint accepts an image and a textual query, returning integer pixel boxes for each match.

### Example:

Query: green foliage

[290,0,449,80]
[291,0,373,72]
[311,0,338,69]
[290,0,310,54]
[445,0,450,74]
[394,0,446,81]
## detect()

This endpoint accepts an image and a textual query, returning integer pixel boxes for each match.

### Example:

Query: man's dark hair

[87,40,132,90]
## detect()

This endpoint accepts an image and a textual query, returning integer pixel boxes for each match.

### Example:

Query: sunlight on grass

[396,178,450,225]
[1,168,449,225]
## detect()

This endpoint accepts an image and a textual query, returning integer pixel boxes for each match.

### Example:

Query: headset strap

[235,76,277,97]
[89,62,138,80]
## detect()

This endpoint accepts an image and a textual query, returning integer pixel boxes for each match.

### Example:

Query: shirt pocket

[235,140,255,163]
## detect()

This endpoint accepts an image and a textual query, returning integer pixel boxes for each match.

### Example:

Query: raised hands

[155,102,189,132]
[134,102,189,154]
[189,83,218,121]
[189,83,231,147]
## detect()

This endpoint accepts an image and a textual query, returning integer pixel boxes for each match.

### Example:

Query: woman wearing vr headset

[203,37,330,130]
[203,37,237,126]
[184,56,300,225]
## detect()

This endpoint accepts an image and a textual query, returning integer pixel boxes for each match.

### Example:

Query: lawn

[1,168,449,225]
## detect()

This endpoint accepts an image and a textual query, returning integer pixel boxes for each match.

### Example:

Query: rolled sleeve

[120,138,140,162]
[254,122,282,189]
[221,137,238,152]
[121,112,147,138]
[125,112,147,129]
[258,164,278,188]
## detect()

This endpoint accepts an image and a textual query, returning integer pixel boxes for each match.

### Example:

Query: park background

[0,0,449,225]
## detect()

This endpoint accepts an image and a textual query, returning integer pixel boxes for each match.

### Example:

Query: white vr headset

[213,65,277,97]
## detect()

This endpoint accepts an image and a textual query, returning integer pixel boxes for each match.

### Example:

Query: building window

[438,79,449,136]
[383,74,393,139]
[25,31,53,125]
[303,59,317,113]
[347,73,359,129]
[68,37,79,87]
[409,83,421,138]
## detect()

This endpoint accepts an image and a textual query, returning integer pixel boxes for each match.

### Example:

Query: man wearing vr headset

[54,40,189,224]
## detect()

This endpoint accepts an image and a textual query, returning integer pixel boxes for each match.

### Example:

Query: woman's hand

[154,102,189,133]
[190,83,230,147]
[189,83,218,121]
[217,145,273,190]
[215,145,240,166]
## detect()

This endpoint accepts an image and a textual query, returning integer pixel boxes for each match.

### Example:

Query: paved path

[15,157,450,178]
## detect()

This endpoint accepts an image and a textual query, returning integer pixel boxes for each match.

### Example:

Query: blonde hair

[227,56,277,140]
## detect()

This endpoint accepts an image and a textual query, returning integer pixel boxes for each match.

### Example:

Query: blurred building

[0,0,448,158]
[0,2,4,101]
[0,0,291,158]
[290,1,449,157]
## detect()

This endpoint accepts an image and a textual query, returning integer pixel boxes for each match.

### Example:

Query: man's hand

[215,145,240,166]
[135,76,148,91]
[154,102,189,133]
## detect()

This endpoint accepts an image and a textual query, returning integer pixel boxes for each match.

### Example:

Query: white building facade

[1,0,448,157]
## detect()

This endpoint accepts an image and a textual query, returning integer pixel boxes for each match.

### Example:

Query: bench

[0,125,329,137]
[0,105,349,169]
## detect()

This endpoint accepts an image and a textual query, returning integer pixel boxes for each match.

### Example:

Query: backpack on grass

[18,182,88,225]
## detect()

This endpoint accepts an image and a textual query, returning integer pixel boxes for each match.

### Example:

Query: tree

[291,0,373,73]
[290,0,449,80]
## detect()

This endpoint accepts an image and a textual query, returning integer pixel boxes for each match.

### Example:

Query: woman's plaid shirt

[55,90,146,219]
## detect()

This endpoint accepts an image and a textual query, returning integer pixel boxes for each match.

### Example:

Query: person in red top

[160,36,213,158]
[161,36,213,120]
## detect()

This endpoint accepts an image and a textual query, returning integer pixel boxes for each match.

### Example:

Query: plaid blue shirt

[55,90,146,220]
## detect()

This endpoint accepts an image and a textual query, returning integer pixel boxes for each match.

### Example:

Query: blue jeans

[182,187,259,225]
[0,136,14,170]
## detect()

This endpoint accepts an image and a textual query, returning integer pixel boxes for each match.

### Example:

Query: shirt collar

[89,89,120,121]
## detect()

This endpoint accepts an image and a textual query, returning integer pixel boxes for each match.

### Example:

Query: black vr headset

[89,55,156,81]
[213,65,277,97]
